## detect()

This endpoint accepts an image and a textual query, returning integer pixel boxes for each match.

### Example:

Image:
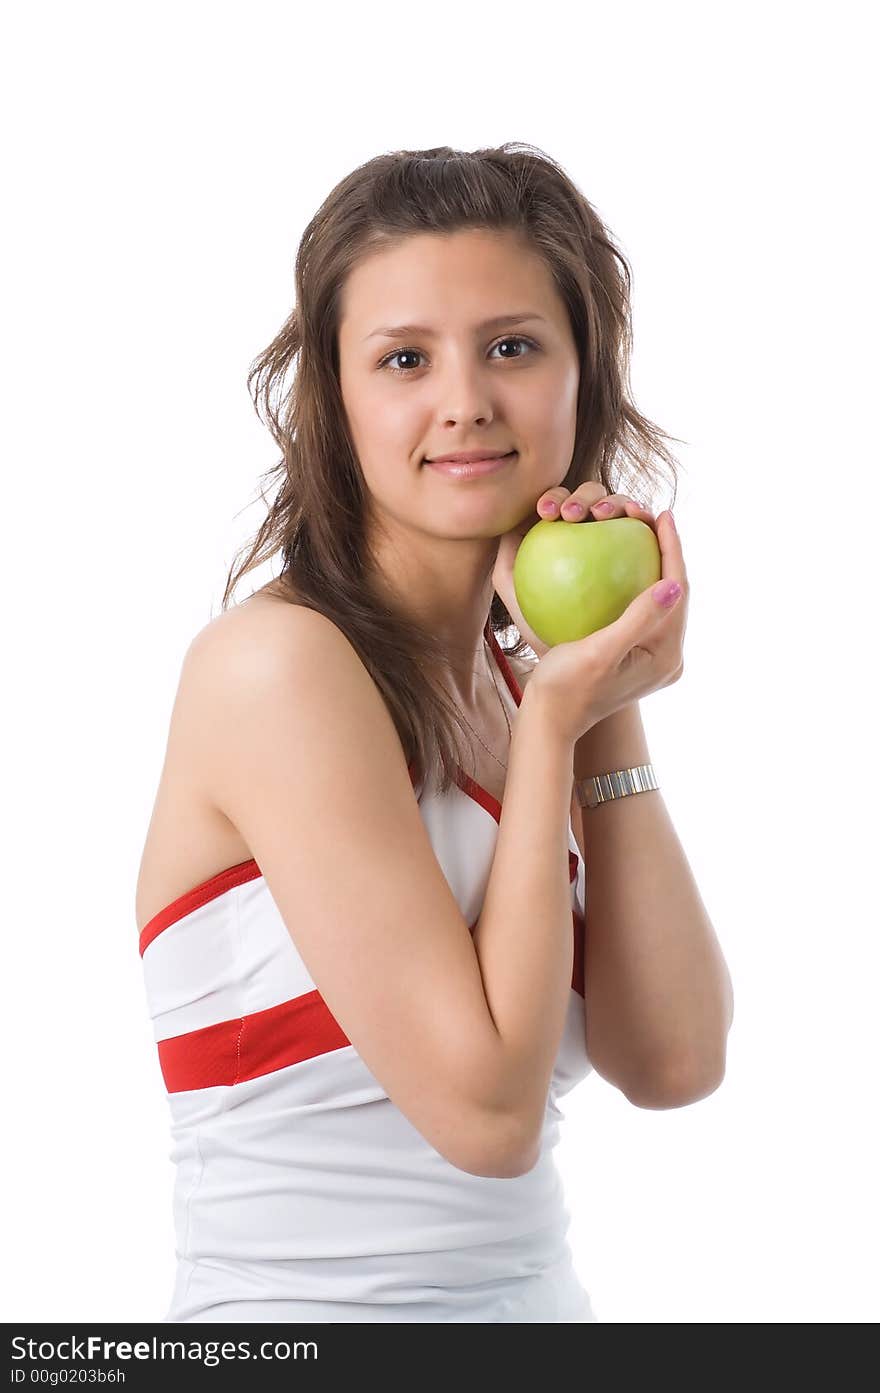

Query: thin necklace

[458,635,512,773]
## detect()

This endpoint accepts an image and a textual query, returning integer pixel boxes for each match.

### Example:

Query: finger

[579,491,644,519]
[621,496,655,520]
[566,489,654,521]
[537,486,572,517]
[589,570,685,663]
[539,483,607,518]
[658,509,687,588]
[565,488,616,518]
[586,492,654,518]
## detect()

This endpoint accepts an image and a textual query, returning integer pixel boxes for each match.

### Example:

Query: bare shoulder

[176,583,354,787]
[185,581,345,698]
[190,578,312,652]
[180,584,359,771]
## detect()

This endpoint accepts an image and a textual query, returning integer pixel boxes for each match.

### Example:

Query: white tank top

[139,626,592,1322]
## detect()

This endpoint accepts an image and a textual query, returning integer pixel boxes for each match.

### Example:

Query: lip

[428,449,513,464]
[426,451,517,478]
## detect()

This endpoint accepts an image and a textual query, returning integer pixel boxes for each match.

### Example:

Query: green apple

[513,516,662,646]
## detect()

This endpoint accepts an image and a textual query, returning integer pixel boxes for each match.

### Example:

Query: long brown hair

[222,142,684,794]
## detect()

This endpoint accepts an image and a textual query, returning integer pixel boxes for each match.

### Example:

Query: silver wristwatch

[575,762,659,809]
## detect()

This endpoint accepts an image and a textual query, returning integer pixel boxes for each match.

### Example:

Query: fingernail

[594,500,614,513]
[653,580,682,608]
[538,499,557,514]
[563,501,585,516]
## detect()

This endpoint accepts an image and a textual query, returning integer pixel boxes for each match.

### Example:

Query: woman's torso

[136,583,593,1321]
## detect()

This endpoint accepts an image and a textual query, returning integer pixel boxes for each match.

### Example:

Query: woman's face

[337,228,581,546]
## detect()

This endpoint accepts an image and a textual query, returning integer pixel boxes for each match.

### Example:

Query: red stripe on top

[454,770,502,821]
[139,859,262,957]
[157,989,351,1094]
[159,914,585,1094]
[159,930,584,1093]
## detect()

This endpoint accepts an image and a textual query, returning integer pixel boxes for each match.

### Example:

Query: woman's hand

[493,483,688,745]
[493,483,657,657]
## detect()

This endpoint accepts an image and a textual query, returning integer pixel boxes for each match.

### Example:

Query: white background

[3,0,876,1324]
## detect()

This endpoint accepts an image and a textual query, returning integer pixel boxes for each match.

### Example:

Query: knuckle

[563,483,606,504]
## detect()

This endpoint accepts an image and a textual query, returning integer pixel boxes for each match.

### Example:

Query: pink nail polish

[653,580,681,607]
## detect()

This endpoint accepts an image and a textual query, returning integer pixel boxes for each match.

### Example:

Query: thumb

[650,579,683,611]
[595,578,683,655]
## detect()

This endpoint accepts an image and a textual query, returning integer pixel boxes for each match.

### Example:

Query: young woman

[135,142,734,1323]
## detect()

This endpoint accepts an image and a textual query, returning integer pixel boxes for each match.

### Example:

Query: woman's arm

[573,701,734,1106]
[470,679,578,1167]
[511,656,733,1108]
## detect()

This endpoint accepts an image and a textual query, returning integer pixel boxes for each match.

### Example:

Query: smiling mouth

[425,451,517,476]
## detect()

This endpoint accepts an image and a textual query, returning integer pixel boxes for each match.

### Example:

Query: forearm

[472,687,576,1145]
[574,703,734,1100]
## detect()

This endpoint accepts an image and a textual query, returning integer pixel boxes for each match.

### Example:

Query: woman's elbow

[453,1109,540,1178]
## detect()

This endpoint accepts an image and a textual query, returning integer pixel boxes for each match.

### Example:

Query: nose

[434,379,496,431]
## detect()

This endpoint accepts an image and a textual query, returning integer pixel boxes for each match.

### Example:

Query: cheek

[360,460,405,502]
[535,364,579,441]
[517,447,572,498]
[517,378,577,452]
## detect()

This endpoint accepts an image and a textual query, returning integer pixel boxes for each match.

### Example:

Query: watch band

[575,762,659,810]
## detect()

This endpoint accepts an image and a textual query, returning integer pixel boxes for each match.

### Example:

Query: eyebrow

[363,312,547,342]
